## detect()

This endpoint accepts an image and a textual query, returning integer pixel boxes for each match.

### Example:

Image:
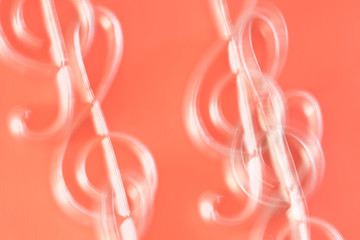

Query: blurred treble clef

[185,0,343,239]
[1,0,157,239]
[49,1,157,240]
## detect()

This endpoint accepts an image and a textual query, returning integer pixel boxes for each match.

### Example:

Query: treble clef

[185,0,343,239]
[1,0,157,239]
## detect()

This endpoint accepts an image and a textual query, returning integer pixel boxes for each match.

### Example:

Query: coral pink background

[0,0,359,239]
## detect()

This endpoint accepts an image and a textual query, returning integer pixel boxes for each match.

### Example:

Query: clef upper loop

[2,0,96,140]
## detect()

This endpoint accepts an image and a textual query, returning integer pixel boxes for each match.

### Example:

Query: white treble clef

[185,0,343,239]
[1,0,157,239]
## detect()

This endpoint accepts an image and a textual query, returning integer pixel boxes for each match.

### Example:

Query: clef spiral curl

[184,0,343,239]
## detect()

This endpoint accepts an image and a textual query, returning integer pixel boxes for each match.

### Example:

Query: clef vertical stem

[41,0,67,66]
